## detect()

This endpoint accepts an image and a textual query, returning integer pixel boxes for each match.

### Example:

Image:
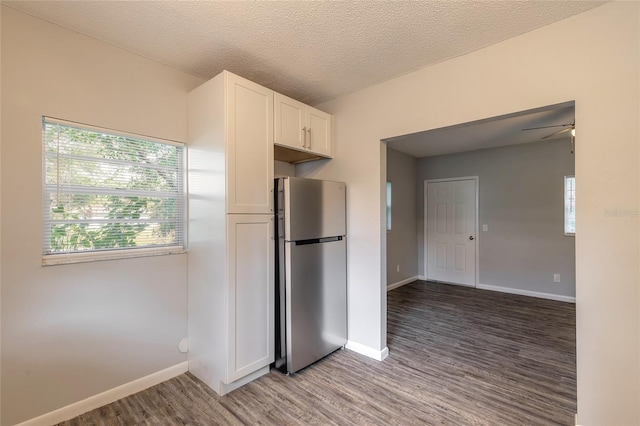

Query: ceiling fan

[521,121,576,154]
[521,122,575,139]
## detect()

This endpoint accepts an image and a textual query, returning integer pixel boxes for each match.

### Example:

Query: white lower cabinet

[187,212,274,395]
[225,214,275,383]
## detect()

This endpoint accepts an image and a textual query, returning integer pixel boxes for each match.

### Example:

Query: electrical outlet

[554,274,561,283]
[396,265,400,272]
[482,224,488,232]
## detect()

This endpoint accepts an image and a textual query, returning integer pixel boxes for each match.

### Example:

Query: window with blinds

[42,117,185,264]
[564,175,575,236]
[386,181,392,231]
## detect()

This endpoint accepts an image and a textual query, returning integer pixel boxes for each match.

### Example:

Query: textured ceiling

[4,1,605,105]
[385,102,575,158]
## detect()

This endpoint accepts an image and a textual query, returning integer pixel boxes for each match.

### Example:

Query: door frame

[424,176,479,288]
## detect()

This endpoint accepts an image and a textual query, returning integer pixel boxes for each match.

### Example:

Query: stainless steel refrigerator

[274,177,347,374]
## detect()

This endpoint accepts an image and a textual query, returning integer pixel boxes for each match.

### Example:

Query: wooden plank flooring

[58,281,576,425]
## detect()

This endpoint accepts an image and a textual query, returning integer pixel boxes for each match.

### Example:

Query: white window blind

[42,117,185,263]
[564,176,575,235]
[386,181,392,231]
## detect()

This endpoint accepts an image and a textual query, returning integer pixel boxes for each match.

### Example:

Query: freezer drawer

[284,238,347,373]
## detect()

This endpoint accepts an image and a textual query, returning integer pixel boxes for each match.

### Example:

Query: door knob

[469,236,474,241]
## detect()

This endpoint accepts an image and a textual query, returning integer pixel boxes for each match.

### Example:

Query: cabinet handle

[307,128,311,149]
[302,126,307,148]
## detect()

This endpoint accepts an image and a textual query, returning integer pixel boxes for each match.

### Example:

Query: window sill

[564,232,575,237]
[42,246,186,266]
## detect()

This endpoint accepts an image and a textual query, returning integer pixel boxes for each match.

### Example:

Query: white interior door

[426,179,477,286]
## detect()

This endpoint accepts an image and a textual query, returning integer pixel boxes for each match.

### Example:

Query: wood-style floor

[58,281,576,426]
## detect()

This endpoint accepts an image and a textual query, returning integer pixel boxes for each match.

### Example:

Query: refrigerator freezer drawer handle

[293,236,343,246]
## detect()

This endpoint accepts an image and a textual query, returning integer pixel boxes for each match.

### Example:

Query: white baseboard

[417,275,426,280]
[15,361,189,426]
[477,283,576,303]
[427,279,475,288]
[387,275,420,291]
[345,340,389,361]
[380,346,389,360]
[220,365,270,396]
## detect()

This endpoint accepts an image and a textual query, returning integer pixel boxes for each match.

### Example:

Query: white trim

[380,347,389,361]
[220,366,270,396]
[477,283,576,303]
[345,341,389,361]
[387,275,419,291]
[15,362,188,426]
[428,279,475,288]
[42,246,186,266]
[424,177,479,287]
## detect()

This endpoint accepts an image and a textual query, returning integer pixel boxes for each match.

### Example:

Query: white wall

[299,2,639,424]
[418,139,576,299]
[275,160,295,177]
[0,5,3,422]
[1,8,203,425]
[386,147,418,287]
[298,139,387,354]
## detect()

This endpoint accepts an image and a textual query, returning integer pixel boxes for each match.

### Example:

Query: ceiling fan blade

[521,123,573,131]
[541,127,573,139]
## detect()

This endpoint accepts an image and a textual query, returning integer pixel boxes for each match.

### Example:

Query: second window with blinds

[564,175,576,236]
[42,117,186,265]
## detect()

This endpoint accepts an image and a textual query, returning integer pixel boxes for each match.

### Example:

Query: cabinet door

[226,214,275,383]
[306,106,332,157]
[226,72,274,214]
[274,92,306,151]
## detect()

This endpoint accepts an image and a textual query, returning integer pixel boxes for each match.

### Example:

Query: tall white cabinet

[188,71,275,394]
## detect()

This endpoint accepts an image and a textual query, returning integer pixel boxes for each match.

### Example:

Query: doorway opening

[382,100,577,422]
[383,100,576,302]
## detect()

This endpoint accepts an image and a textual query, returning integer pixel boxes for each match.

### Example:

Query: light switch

[482,224,488,232]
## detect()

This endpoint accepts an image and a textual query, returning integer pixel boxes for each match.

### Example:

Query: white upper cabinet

[274,92,332,160]
[274,93,306,151]
[226,73,274,214]
[306,106,331,157]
